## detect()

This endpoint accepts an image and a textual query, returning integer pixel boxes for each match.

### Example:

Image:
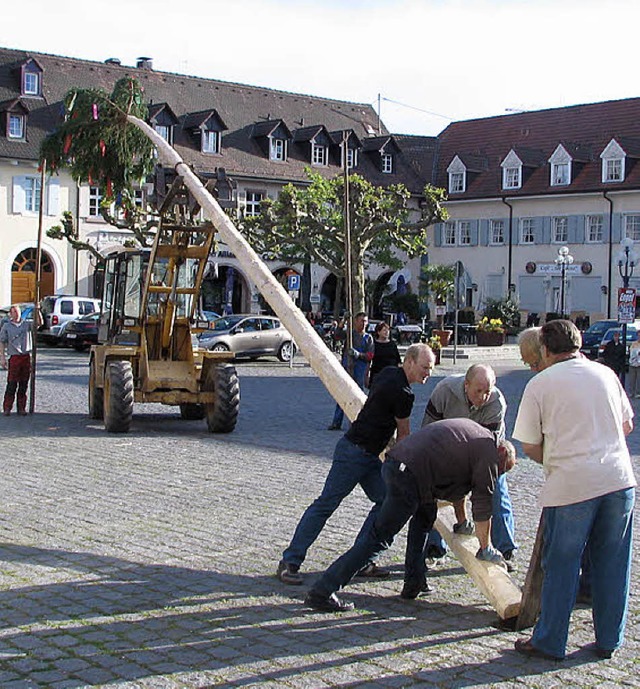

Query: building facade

[0,47,426,314]
[427,99,640,324]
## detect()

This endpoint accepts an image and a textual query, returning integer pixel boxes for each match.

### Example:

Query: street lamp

[554,246,573,318]
[617,237,638,388]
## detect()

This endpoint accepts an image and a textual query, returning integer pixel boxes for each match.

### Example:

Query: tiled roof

[0,46,422,191]
[435,98,640,198]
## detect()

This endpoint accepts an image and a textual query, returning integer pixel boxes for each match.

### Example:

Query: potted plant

[427,333,442,365]
[420,263,456,347]
[476,317,506,347]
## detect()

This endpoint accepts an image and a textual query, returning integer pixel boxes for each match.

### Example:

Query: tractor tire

[88,357,104,420]
[104,360,134,433]
[204,363,240,433]
[180,403,206,420]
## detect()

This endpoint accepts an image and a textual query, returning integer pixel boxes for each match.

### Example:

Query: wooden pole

[29,160,46,414]
[128,116,366,422]
[343,134,354,369]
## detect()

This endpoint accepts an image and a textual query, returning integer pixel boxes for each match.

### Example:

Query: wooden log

[435,502,522,620]
[515,514,544,630]
[127,116,523,622]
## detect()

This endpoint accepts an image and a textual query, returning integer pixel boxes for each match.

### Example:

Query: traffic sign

[287,274,301,291]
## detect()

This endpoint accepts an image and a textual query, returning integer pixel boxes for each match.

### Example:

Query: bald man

[421,364,518,568]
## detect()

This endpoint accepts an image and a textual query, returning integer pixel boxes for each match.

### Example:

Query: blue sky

[3,0,639,135]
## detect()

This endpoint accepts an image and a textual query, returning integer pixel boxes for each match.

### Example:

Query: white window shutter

[78,185,90,218]
[46,178,60,216]
[12,176,26,214]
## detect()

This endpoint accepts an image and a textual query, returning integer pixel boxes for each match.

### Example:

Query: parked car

[596,326,638,362]
[580,319,621,359]
[197,314,296,362]
[61,312,100,351]
[39,295,101,345]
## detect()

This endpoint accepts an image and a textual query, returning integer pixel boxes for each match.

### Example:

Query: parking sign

[287,274,301,291]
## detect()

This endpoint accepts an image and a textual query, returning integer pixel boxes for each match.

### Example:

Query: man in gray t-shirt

[0,305,35,416]
[420,364,517,567]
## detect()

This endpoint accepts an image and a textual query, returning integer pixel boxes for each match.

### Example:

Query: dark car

[579,320,620,359]
[62,312,100,351]
[197,314,296,362]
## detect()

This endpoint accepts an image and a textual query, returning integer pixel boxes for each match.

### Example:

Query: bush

[483,297,520,329]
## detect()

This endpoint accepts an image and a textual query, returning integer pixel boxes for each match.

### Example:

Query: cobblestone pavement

[0,347,638,688]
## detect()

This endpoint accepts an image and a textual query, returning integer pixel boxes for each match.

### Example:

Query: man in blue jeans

[328,312,374,430]
[277,343,436,584]
[513,319,636,661]
[421,364,518,570]
[304,418,516,612]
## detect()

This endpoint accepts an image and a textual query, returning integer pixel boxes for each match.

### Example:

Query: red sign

[618,288,637,324]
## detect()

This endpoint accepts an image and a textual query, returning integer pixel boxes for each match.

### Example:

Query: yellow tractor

[88,183,239,433]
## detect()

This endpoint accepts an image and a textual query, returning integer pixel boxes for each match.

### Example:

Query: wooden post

[29,160,46,414]
[515,515,544,630]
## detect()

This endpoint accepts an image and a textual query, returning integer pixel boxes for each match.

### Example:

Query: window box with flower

[476,317,506,347]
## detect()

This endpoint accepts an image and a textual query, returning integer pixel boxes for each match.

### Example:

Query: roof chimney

[136,57,153,70]
[104,57,121,66]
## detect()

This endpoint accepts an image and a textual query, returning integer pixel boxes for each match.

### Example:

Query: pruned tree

[40,77,158,252]
[239,169,448,313]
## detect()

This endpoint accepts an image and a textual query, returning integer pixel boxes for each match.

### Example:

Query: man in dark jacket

[304,418,516,612]
[603,330,626,380]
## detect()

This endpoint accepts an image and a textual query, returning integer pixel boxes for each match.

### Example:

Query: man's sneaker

[400,578,433,600]
[355,563,390,578]
[503,550,517,573]
[304,590,354,612]
[276,560,303,585]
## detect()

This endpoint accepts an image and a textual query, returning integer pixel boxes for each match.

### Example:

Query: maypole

[127,116,366,423]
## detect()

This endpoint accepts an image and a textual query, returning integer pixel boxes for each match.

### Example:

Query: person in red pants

[0,305,36,416]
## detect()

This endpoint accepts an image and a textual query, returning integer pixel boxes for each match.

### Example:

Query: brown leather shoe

[514,637,563,661]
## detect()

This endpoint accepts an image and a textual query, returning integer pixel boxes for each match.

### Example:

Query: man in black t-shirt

[277,343,436,585]
[305,419,516,612]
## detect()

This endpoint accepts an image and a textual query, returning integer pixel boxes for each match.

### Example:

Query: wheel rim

[213,344,229,352]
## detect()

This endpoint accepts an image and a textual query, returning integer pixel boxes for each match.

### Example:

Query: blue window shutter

[479,219,489,246]
[470,219,479,245]
[434,224,442,247]
[568,215,579,244]
[575,216,585,244]
[12,176,26,214]
[47,178,60,217]
[611,213,622,243]
[540,217,550,245]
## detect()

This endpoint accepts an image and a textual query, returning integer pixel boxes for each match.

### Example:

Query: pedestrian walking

[366,321,401,389]
[627,331,640,397]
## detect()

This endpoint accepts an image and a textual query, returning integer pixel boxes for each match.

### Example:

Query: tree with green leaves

[40,77,157,252]
[239,170,448,314]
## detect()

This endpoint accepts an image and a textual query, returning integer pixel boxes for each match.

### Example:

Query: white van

[40,295,101,344]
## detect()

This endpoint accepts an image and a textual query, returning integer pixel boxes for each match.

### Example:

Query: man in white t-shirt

[513,319,636,661]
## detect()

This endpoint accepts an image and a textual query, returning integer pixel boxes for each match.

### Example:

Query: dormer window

[8,113,25,139]
[600,139,626,183]
[381,153,393,173]
[148,103,178,147]
[345,147,357,169]
[549,144,573,186]
[501,150,523,190]
[202,130,219,154]
[20,59,43,97]
[311,142,328,166]
[270,138,286,161]
[154,125,171,143]
[446,155,466,193]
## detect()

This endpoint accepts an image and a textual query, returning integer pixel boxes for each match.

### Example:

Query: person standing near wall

[0,305,36,416]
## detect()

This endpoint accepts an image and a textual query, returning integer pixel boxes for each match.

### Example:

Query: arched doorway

[320,274,345,316]
[12,248,55,302]
[201,265,246,315]
[371,271,394,319]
